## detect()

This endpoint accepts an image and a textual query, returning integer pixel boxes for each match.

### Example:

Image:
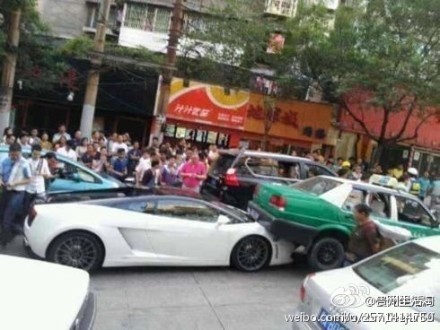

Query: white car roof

[319,175,417,199]
[413,236,440,253]
[0,255,90,330]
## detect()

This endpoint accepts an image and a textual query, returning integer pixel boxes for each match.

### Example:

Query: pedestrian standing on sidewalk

[0,143,31,246]
[127,141,142,176]
[161,155,179,187]
[109,148,128,182]
[24,144,52,215]
[179,152,207,193]
[135,148,152,185]
[141,159,161,189]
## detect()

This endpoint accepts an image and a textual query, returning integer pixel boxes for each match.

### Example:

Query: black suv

[201,149,336,209]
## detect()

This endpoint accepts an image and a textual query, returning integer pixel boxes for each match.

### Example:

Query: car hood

[0,255,89,330]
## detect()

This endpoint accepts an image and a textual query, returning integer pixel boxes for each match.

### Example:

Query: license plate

[317,309,347,330]
[247,207,260,220]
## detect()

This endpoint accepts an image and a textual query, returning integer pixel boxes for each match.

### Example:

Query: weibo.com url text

[285,312,435,325]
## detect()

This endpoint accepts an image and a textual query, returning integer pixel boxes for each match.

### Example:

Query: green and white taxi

[248,176,439,271]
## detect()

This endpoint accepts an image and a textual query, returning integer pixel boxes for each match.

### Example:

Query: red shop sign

[167,85,249,130]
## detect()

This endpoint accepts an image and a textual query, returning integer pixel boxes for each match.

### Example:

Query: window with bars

[124,3,171,33]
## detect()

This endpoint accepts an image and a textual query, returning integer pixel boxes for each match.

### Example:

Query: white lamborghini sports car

[24,189,295,272]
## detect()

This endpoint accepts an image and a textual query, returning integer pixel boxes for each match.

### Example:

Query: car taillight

[225,168,239,186]
[27,206,37,226]
[269,195,286,210]
[300,283,306,302]
[300,273,315,303]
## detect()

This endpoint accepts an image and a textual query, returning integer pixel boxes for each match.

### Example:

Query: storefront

[12,59,158,144]
[241,94,334,154]
[340,95,440,169]
[163,78,249,149]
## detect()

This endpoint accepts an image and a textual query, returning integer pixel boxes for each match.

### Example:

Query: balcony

[264,0,298,18]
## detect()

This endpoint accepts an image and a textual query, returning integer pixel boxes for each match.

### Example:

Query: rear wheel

[231,235,271,272]
[47,231,104,272]
[307,237,345,271]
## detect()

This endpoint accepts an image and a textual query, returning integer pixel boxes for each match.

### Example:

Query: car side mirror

[216,214,230,227]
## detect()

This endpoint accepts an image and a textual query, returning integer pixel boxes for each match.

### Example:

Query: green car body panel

[251,183,439,247]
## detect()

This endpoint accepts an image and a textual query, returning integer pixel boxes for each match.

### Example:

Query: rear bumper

[248,202,319,249]
[290,306,317,330]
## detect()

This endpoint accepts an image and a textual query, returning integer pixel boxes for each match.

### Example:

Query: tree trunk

[371,143,385,167]
[261,130,269,151]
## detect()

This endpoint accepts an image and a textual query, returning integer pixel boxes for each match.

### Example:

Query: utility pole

[0,10,21,133]
[80,0,111,138]
[150,0,184,144]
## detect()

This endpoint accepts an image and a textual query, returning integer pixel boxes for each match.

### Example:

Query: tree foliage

[180,0,282,88]
[0,0,66,90]
[280,0,440,148]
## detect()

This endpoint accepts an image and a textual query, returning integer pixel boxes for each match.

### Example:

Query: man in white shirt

[26,144,51,201]
[57,140,78,161]
[52,124,72,143]
[135,148,152,185]
[111,134,128,155]
[0,143,31,244]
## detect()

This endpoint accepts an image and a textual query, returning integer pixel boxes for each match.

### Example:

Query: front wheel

[307,237,345,271]
[47,231,104,272]
[231,235,272,272]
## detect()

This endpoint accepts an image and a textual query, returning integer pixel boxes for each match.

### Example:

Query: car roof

[413,236,440,253]
[219,149,314,162]
[319,175,419,200]
[411,235,440,253]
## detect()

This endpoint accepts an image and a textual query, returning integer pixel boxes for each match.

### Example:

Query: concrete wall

[37,0,88,38]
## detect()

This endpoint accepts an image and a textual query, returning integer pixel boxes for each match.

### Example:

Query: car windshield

[291,177,342,196]
[353,242,440,320]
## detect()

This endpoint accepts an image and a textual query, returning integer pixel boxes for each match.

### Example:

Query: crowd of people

[298,149,440,205]
[1,124,439,247]
[0,124,223,247]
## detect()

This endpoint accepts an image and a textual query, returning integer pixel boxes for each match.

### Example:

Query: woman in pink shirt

[179,153,207,192]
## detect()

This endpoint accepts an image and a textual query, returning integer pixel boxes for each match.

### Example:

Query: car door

[144,198,233,265]
[392,195,439,238]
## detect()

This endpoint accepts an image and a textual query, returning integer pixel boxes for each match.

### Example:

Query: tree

[262,96,276,151]
[1,1,66,88]
[280,0,440,164]
[180,0,283,89]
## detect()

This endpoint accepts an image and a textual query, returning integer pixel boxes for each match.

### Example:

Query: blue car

[0,146,124,193]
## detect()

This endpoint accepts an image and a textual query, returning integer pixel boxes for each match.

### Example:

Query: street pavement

[2,236,308,330]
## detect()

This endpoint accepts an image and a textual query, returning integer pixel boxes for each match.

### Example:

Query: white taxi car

[0,255,96,330]
[292,236,440,329]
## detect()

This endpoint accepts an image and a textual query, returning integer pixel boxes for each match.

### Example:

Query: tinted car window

[293,177,342,196]
[156,199,219,222]
[304,164,334,178]
[235,157,279,177]
[367,192,391,219]
[342,189,365,211]
[209,154,235,176]
[395,196,434,227]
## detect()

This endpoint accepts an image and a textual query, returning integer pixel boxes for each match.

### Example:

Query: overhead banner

[167,78,249,130]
